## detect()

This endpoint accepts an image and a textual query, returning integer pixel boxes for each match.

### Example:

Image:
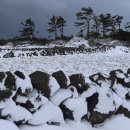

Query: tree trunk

[118,24,121,30]
[103,24,105,37]
[61,26,64,38]
[54,26,57,40]
[87,21,90,38]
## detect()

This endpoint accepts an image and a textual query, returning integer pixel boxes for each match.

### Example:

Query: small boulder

[3,51,15,58]
[115,99,130,119]
[28,101,65,125]
[89,73,106,86]
[52,70,70,89]
[69,74,89,94]
[0,99,32,125]
[29,71,51,98]
[15,89,48,112]
[29,71,60,98]
[0,72,16,101]
[60,96,87,122]
[14,71,33,96]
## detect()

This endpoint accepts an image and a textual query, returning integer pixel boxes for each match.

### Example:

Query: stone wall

[0,68,130,127]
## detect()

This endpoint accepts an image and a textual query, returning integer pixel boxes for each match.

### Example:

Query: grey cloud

[0,0,130,38]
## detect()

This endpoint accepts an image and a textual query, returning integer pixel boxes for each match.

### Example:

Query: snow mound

[65,37,89,48]
[63,96,87,122]
[0,119,19,130]
[15,89,48,112]
[15,72,33,95]
[103,115,130,130]
[107,46,130,55]
[49,76,60,96]
[19,115,130,130]
[94,81,116,113]
[50,88,72,106]
[27,89,48,111]
[28,101,65,125]
[1,99,32,123]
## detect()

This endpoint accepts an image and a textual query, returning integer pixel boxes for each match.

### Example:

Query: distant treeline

[1,7,130,43]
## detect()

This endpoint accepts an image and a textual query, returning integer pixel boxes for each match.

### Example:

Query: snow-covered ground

[19,115,130,130]
[0,36,90,49]
[0,46,129,79]
[0,41,130,130]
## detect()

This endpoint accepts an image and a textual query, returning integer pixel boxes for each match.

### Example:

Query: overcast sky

[0,0,130,39]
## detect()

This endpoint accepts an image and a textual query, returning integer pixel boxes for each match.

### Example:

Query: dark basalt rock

[87,93,99,113]
[16,87,32,96]
[89,73,106,86]
[116,106,130,119]
[110,69,125,85]
[3,51,15,58]
[86,92,115,126]
[59,104,74,120]
[0,72,16,101]
[0,72,5,82]
[124,82,130,88]
[110,69,130,88]
[110,69,124,78]
[88,111,114,126]
[4,71,16,91]
[82,93,99,121]
[47,122,60,126]
[25,100,35,111]
[15,120,25,126]
[14,71,25,80]
[0,90,12,101]
[15,99,35,113]
[52,70,68,89]
[29,71,51,98]
[69,74,89,94]
[127,68,130,74]
[125,93,130,100]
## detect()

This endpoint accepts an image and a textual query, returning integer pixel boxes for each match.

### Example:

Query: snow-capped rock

[15,89,48,112]
[69,73,89,94]
[50,88,72,106]
[29,71,60,98]
[61,96,87,122]
[29,71,51,98]
[65,36,89,48]
[87,75,118,126]
[49,76,60,96]
[28,101,65,125]
[52,70,70,89]
[14,71,33,96]
[0,72,16,101]
[51,86,78,106]
[0,99,32,124]
[0,119,19,130]
[110,69,130,99]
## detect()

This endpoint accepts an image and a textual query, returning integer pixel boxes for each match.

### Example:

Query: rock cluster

[0,69,130,127]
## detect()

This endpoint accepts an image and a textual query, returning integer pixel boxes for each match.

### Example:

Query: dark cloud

[0,0,130,38]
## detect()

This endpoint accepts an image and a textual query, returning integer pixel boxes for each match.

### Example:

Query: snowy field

[0,45,130,130]
[19,115,130,130]
[0,46,130,78]
[2,115,130,130]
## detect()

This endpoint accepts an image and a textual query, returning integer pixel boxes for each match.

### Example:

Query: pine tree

[20,18,35,40]
[91,15,100,35]
[57,16,67,38]
[116,15,123,30]
[108,15,117,35]
[99,14,112,37]
[47,15,59,39]
[75,7,93,38]
[124,22,130,31]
